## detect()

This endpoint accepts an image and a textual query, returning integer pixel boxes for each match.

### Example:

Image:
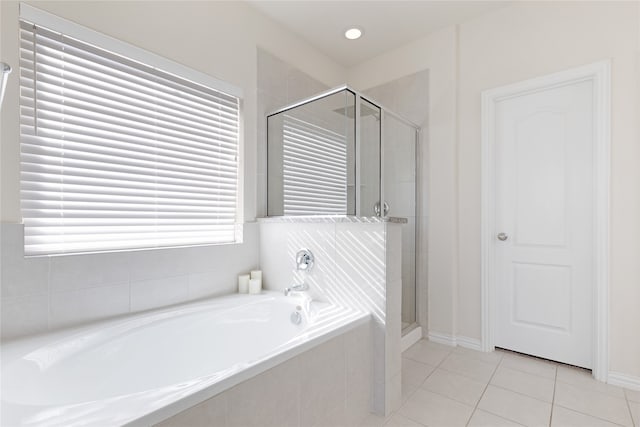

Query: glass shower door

[383,114,417,330]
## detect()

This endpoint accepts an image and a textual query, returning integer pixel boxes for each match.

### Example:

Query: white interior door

[494,79,594,369]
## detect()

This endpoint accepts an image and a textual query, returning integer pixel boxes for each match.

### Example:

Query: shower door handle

[374,201,389,217]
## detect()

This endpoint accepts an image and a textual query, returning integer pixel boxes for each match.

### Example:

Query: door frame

[480,60,611,381]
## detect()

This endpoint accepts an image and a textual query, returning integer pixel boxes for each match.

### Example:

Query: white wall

[349,1,640,378]
[0,1,344,337]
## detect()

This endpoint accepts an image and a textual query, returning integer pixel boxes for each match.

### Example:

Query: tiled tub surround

[2,291,370,426]
[0,222,259,339]
[159,319,372,427]
[259,216,404,416]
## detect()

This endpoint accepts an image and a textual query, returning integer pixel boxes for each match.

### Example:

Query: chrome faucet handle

[295,249,314,271]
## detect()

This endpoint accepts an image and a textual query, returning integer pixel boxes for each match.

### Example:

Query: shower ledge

[257,215,408,224]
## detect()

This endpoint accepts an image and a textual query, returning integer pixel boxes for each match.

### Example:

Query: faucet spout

[284,282,309,296]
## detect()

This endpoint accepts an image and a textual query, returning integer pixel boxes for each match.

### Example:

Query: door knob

[497,233,508,241]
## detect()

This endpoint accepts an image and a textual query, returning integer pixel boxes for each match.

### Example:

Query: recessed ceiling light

[344,28,363,40]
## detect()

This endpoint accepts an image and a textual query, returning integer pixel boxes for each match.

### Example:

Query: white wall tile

[260,222,337,302]
[335,222,386,317]
[49,283,130,329]
[156,393,227,427]
[385,371,402,414]
[1,293,48,339]
[188,271,224,300]
[299,334,346,426]
[130,275,189,313]
[385,224,402,285]
[260,222,297,291]
[1,223,49,298]
[346,322,373,426]
[127,248,195,283]
[49,251,129,292]
[227,358,300,427]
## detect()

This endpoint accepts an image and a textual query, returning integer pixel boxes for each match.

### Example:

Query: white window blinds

[19,20,241,256]
[282,115,347,215]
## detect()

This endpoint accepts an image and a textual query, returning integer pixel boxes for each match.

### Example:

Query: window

[19,5,242,256]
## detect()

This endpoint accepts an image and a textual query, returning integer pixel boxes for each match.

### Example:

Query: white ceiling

[247,1,510,67]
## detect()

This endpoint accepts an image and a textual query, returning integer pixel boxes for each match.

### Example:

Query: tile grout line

[553,403,629,427]
[394,344,455,427]
[623,393,636,427]
[549,364,558,426]
[464,353,504,426]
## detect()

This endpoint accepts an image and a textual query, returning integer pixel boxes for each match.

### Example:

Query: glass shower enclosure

[266,86,420,333]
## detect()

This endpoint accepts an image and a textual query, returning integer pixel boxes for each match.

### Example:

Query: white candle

[238,274,250,294]
[250,270,262,281]
[249,278,262,294]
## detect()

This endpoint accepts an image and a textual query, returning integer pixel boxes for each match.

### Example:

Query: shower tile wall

[364,70,429,330]
[256,48,330,217]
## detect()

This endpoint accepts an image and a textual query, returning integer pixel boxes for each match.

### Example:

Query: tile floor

[362,339,639,427]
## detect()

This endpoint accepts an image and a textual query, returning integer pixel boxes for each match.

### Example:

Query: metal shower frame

[266,84,421,218]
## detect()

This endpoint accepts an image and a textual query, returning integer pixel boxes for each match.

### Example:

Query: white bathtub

[1,291,369,426]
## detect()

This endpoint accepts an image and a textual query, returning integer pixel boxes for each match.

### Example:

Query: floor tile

[551,405,623,427]
[398,389,474,427]
[556,365,625,398]
[359,414,387,427]
[401,358,436,386]
[454,346,505,364]
[421,368,487,406]
[499,352,557,379]
[625,388,640,403]
[467,409,525,426]
[401,379,420,404]
[478,385,552,426]
[384,413,425,427]
[403,340,453,366]
[629,401,639,426]
[439,353,498,383]
[554,382,633,426]
[491,365,555,402]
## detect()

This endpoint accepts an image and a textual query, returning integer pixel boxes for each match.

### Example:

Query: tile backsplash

[0,222,259,339]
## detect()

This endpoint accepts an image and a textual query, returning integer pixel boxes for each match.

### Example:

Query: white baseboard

[427,331,457,347]
[608,371,640,391]
[456,336,483,351]
[427,331,484,352]
[401,326,422,352]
